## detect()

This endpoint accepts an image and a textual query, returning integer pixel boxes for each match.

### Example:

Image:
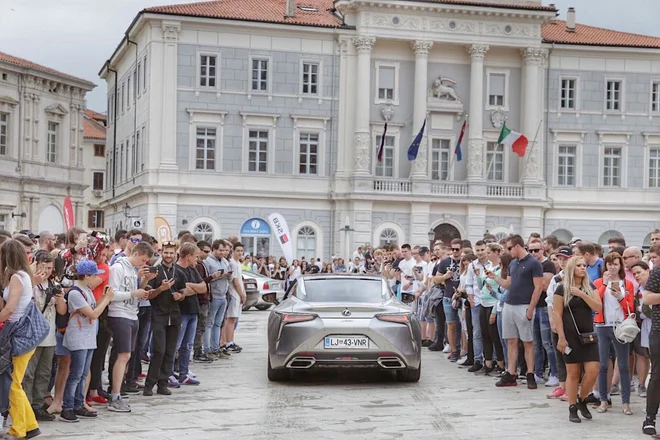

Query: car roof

[300,274,383,281]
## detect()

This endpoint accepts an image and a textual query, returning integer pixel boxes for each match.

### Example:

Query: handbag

[614,299,640,344]
[11,300,50,356]
[567,300,598,345]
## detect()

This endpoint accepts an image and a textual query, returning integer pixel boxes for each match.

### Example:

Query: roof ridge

[549,19,660,40]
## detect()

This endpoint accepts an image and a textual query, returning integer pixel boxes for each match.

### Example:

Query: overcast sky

[0,0,658,111]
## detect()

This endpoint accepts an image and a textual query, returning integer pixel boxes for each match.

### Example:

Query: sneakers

[25,428,41,439]
[442,344,451,353]
[534,374,545,385]
[643,417,656,435]
[142,386,154,397]
[427,344,443,351]
[495,371,518,387]
[157,385,172,396]
[583,393,599,405]
[559,392,569,401]
[545,375,560,387]
[168,375,181,388]
[33,406,55,421]
[226,343,243,353]
[449,352,459,362]
[194,353,214,363]
[610,384,621,395]
[480,365,495,376]
[467,362,483,373]
[122,383,141,395]
[457,358,474,368]
[639,385,648,398]
[575,397,592,420]
[547,386,565,399]
[59,409,78,423]
[181,375,200,386]
[107,397,131,413]
[568,404,581,423]
[527,373,538,389]
[421,339,432,347]
[74,407,97,418]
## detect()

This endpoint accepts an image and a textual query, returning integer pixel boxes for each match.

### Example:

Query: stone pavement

[36,311,649,440]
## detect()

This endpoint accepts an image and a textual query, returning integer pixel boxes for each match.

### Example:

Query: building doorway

[432,223,461,246]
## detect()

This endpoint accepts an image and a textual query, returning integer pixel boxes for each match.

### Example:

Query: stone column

[159,21,181,171]
[521,48,547,184]
[351,35,375,176]
[410,41,433,179]
[466,44,489,195]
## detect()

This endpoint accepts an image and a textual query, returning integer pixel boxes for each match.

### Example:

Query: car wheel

[267,357,290,382]
[396,363,421,383]
[255,305,272,311]
[242,305,252,311]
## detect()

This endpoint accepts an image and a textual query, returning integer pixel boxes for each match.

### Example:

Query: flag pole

[522,118,544,179]
[486,116,506,180]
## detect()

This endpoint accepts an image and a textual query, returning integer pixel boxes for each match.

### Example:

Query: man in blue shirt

[574,242,603,282]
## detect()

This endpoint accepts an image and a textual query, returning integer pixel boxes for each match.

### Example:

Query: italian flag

[498,123,528,158]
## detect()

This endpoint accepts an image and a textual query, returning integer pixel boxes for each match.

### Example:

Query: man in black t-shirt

[429,238,462,358]
[642,267,660,435]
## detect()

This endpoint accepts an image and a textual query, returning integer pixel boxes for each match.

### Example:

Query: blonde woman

[553,256,602,423]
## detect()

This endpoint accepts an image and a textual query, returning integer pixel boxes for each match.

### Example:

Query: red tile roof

[85,108,107,123]
[83,114,106,140]
[428,0,556,11]
[0,51,94,86]
[146,0,341,28]
[543,20,660,49]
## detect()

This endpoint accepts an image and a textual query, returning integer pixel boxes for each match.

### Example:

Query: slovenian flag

[407,119,426,161]
[498,122,528,158]
[455,119,466,162]
[377,123,388,163]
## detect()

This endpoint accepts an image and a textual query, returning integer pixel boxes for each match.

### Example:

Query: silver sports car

[263,274,422,382]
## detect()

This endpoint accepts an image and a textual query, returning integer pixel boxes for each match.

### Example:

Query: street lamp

[122,203,131,219]
[427,229,435,243]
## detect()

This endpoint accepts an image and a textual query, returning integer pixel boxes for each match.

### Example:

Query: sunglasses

[162,241,177,247]
[203,249,211,253]
[507,246,514,251]
[529,248,542,253]
[130,237,141,244]
[452,248,461,252]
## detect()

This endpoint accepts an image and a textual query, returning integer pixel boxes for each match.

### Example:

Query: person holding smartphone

[202,240,232,359]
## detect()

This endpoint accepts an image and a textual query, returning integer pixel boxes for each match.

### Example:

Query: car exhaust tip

[287,357,316,369]
[377,356,405,369]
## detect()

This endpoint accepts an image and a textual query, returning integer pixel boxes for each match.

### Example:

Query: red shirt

[92,261,110,302]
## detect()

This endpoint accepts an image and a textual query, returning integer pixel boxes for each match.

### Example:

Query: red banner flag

[63,196,75,230]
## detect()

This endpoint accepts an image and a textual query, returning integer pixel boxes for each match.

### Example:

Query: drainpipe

[127,33,139,180]
[16,74,24,229]
[542,42,555,236]
[107,66,118,198]
[328,32,339,259]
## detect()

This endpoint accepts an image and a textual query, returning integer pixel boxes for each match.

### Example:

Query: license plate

[324,336,369,349]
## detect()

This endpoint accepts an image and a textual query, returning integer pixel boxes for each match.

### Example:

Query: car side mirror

[401,293,415,304]
[262,292,279,305]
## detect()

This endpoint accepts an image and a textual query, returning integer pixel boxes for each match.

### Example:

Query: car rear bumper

[282,352,413,370]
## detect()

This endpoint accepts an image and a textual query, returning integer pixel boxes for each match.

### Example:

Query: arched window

[550,229,574,244]
[598,230,624,246]
[379,228,399,247]
[493,232,509,242]
[297,226,316,260]
[194,222,214,242]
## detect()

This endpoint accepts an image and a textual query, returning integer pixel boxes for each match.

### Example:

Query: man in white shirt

[413,247,433,345]
[462,240,488,369]
[398,244,416,296]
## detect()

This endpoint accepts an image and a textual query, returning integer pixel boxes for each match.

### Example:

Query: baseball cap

[19,230,39,240]
[556,247,573,258]
[76,260,105,276]
[569,237,582,245]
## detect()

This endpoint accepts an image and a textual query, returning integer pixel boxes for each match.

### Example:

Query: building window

[0,112,7,156]
[248,130,268,172]
[195,127,216,170]
[296,226,316,260]
[136,131,140,174]
[251,58,268,92]
[47,122,58,163]
[137,63,141,95]
[488,73,506,107]
[377,65,395,101]
[121,82,125,113]
[486,141,504,181]
[94,144,105,157]
[606,80,622,111]
[375,135,395,177]
[143,56,148,92]
[652,82,660,113]
[603,147,622,187]
[0,214,6,231]
[199,55,217,87]
[649,148,660,188]
[88,210,104,229]
[379,228,399,247]
[141,126,146,171]
[431,138,451,181]
[92,172,104,191]
[127,77,131,109]
[119,142,124,182]
[557,145,576,186]
[193,222,214,242]
[299,132,318,175]
[133,70,137,101]
[301,62,319,95]
[560,78,577,110]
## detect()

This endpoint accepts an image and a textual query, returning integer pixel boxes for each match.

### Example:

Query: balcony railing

[486,183,524,198]
[431,181,468,196]
[373,179,412,193]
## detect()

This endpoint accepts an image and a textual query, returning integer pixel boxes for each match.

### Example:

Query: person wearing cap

[59,260,114,423]
[546,246,572,400]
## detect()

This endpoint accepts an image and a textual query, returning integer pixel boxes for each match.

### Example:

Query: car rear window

[299,278,388,302]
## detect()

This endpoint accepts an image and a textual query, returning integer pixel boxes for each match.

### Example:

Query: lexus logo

[341,309,351,317]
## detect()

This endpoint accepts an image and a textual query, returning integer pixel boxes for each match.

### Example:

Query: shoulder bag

[566,295,598,345]
[614,293,640,344]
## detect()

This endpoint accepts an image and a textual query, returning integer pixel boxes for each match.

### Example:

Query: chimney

[566,7,576,32]
[285,0,296,18]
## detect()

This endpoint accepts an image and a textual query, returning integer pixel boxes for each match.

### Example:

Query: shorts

[501,304,534,342]
[55,332,70,356]
[442,297,460,323]
[108,316,139,354]
[225,294,242,319]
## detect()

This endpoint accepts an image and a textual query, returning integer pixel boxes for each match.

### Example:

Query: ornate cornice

[162,21,181,42]
[468,44,489,59]
[411,40,433,56]
[352,35,376,53]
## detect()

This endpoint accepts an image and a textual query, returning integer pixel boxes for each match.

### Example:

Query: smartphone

[416,267,423,274]
[148,266,158,274]
[563,346,572,355]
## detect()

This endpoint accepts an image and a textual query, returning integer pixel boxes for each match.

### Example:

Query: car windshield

[298,278,389,303]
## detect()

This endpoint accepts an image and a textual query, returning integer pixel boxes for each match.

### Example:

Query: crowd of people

[0,227,249,438]
[0,225,659,437]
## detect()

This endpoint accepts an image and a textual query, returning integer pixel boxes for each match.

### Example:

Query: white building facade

[100,0,660,260]
[0,51,95,234]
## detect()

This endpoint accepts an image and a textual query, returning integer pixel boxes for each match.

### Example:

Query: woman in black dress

[553,256,602,424]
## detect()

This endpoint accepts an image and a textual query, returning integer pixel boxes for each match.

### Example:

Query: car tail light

[281,313,317,324]
[376,313,410,324]
[263,282,270,290]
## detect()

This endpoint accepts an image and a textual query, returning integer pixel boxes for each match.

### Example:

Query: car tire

[396,363,421,383]
[242,305,252,311]
[255,305,272,311]
[267,357,290,382]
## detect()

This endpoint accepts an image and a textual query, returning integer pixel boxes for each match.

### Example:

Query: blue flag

[407,119,426,161]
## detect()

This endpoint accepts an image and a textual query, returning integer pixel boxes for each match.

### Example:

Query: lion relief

[429,77,460,102]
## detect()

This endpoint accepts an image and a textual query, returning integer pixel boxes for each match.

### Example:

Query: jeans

[23,345,55,407]
[646,331,660,419]
[8,350,38,438]
[472,304,484,362]
[146,317,179,388]
[63,349,93,411]
[441,298,462,350]
[174,314,197,379]
[496,311,507,367]
[204,296,228,353]
[194,303,209,354]
[534,307,558,378]
[596,325,631,404]
[464,303,474,362]
[128,306,151,384]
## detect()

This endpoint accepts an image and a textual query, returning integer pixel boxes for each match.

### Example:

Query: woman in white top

[0,239,40,439]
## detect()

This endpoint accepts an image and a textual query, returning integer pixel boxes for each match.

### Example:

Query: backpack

[55,285,84,334]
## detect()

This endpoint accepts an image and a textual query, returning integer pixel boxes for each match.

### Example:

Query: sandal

[622,407,633,416]
[596,405,608,413]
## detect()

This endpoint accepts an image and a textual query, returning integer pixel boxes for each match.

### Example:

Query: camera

[44,283,63,305]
